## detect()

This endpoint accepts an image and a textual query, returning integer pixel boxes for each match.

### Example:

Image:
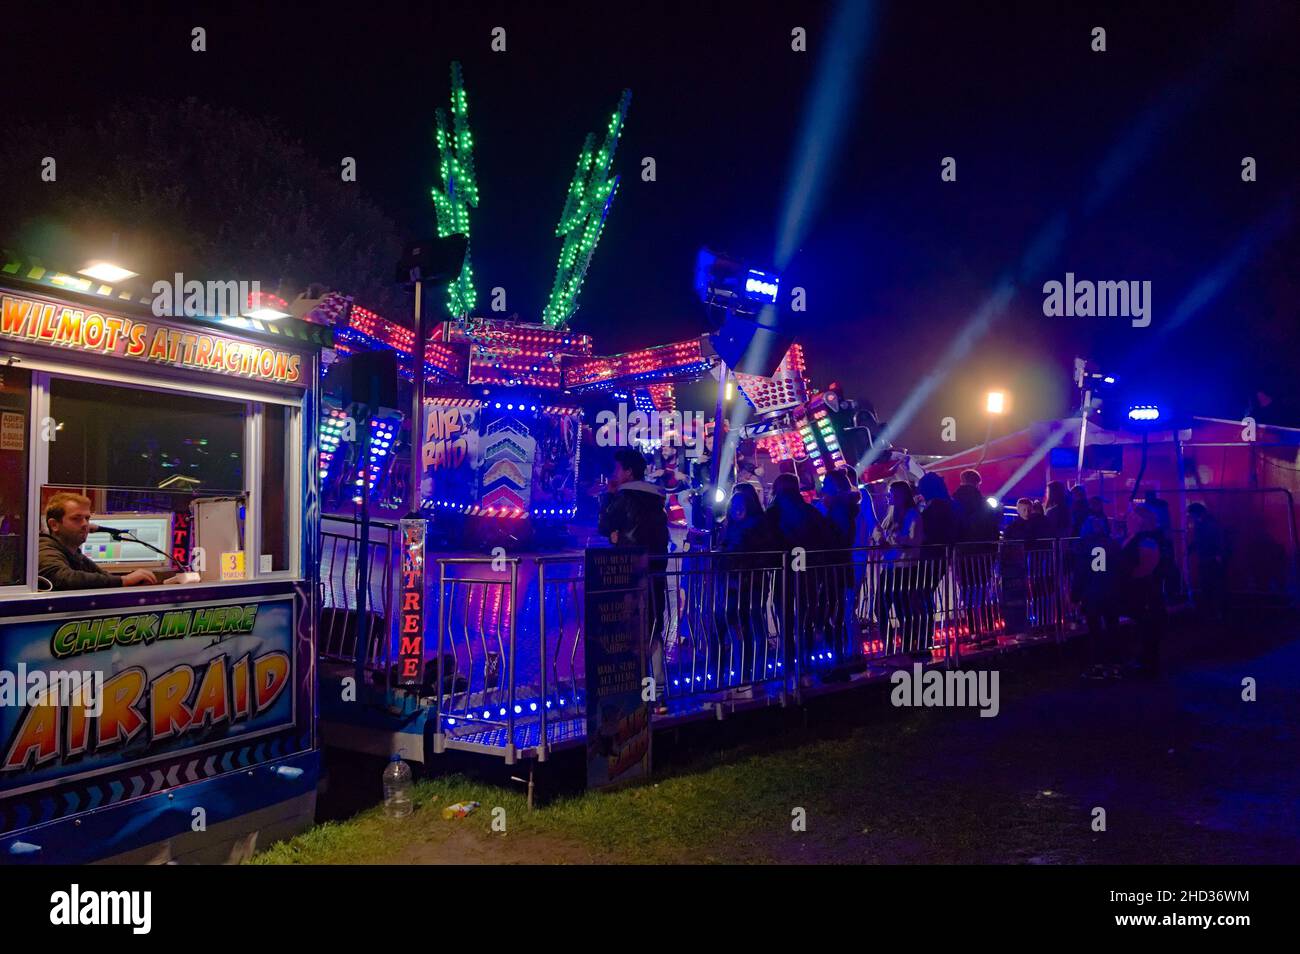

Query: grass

[252,698,1022,865]
[250,774,535,865]
[254,613,1300,864]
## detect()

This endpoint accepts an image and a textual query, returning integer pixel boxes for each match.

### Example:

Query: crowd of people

[596,447,1227,683]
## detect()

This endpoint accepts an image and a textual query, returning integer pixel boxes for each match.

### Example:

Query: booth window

[49,378,244,491]
[260,404,291,572]
[0,365,32,586]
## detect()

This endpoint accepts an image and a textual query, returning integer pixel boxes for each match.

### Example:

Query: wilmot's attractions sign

[0,292,305,385]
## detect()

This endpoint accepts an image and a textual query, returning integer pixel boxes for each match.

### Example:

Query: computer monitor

[81,513,174,569]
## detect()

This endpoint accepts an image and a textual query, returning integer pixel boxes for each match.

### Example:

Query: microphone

[89,524,191,573]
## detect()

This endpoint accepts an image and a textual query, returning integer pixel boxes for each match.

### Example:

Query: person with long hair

[818,470,861,655]
[765,472,834,669]
[1044,480,1071,537]
[721,482,767,552]
[952,469,999,644]
[1074,514,1122,680]
[1066,484,1089,535]
[712,482,771,685]
[872,479,926,653]
[916,472,957,651]
[1186,502,1226,622]
[1121,503,1168,678]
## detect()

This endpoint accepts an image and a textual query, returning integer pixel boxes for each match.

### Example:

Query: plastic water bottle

[382,754,413,819]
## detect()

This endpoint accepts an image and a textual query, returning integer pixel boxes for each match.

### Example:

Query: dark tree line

[0,98,404,315]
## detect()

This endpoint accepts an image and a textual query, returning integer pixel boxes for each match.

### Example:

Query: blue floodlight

[694,247,781,314]
[1127,404,1161,422]
[744,269,780,303]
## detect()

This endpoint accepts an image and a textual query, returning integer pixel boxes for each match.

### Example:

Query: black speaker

[708,313,794,377]
[341,349,398,410]
[395,234,469,285]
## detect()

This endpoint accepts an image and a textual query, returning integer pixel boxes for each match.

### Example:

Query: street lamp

[979,390,1008,465]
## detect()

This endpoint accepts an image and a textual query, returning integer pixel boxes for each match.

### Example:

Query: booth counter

[0,269,327,863]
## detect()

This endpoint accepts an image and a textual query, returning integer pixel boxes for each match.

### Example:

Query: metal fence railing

[321,518,1292,762]
[319,516,399,684]
[429,557,523,756]
[418,538,1096,761]
[655,550,788,704]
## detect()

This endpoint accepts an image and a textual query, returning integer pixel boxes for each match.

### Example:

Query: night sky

[5,0,1298,452]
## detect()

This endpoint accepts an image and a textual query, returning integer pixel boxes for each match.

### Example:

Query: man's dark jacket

[763,492,834,554]
[953,484,1000,543]
[39,533,123,590]
[597,481,670,553]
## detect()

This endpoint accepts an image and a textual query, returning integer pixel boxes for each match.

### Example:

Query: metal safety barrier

[431,557,523,758]
[654,549,788,704]
[420,537,1099,761]
[318,495,1295,765]
[319,516,399,680]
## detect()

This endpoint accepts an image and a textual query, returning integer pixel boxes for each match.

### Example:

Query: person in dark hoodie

[952,469,999,544]
[598,448,670,703]
[917,473,957,547]
[1185,501,1226,621]
[1120,504,1167,679]
[717,483,772,663]
[720,482,769,554]
[818,469,861,655]
[951,469,1000,642]
[1073,514,1122,680]
[765,472,833,554]
[916,472,957,647]
[1043,480,1071,538]
[598,448,670,554]
[1004,497,1045,543]
[765,472,834,665]
[1068,484,1090,537]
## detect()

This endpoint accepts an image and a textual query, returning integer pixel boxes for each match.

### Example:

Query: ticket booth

[0,266,325,863]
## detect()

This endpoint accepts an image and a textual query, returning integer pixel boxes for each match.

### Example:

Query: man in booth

[38,492,158,590]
